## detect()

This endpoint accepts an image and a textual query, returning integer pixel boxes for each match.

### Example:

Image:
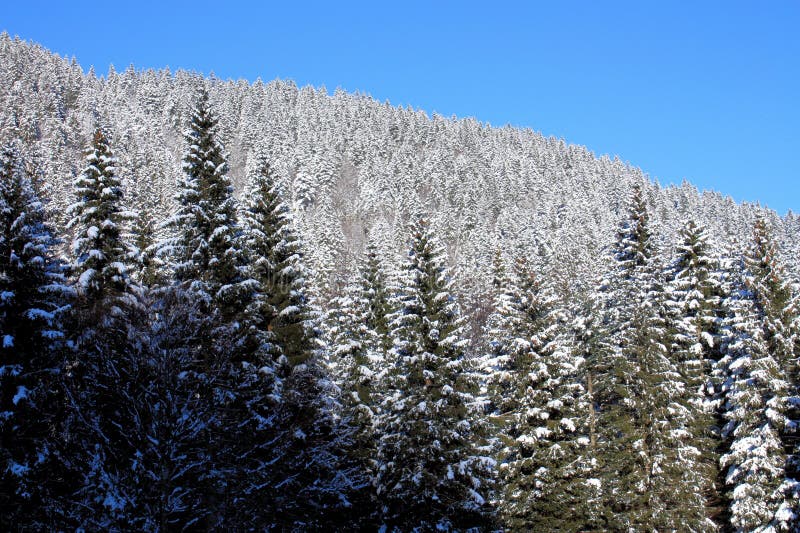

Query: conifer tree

[717,269,793,531]
[63,129,152,527]
[744,219,799,496]
[590,186,711,531]
[745,217,796,376]
[495,258,594,531]
[376,217,494,531]
[482,252,527,424]
[67,127,136,315]
[713,221,800,531]
[163,89,249,322]
[323,240,394,527]
[240,155,316,369]
[235,155,352,529]
[0,145,70,528]
[664,220,726,523]
[359,240,392,351]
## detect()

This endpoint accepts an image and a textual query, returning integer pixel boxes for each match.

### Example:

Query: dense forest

[1,34,799,531]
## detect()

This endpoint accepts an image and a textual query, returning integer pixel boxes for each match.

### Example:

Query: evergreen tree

[663,220,727,524]
[67,127,136,315]
[590,186,711,531]
[717,268,793,531]
[359,240,392,351]
[744,218,799,500]
[713,221,800,531]
[376,217,494,531]
[163,88,249,322]
[0,145,70,528]
[482,252,528,425]
[235,154,353,529]
[495,258,594,531]
[745,217,796,377]
[323,240,394,527]
[63,130,152,527]
[240,156,315,369]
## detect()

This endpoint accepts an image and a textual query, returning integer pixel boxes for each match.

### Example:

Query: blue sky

[4,1,799,214]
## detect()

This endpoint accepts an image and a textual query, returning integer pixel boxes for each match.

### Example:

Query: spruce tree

[164,88,249,322]
[590,186,711,531]
[482,252,528,426]
[240,156,315,369]
[359,240,392,351]
[63,129,151,527]
[717,268,792,531]
[495,258,594,531]
[0,145,70,528]
[67,127,136,315]
[236,155,351,529]
[713,221,799,530]
[745,217,796,377]
[663,220,726,524]
[323,240,394,527]
[376,217,494,531]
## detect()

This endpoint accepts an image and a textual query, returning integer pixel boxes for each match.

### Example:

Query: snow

[12,386,30,405]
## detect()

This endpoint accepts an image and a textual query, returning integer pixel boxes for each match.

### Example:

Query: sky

[3,1,799,214]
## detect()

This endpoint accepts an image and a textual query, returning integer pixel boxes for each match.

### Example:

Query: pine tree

[359,240,392,351]
[163,88,249,322]
[63,130,153,527]
[713,221,800,531]
[323,240,394,527]
[496,258,594,531]
[235,154,352,529]
[482,252,528,424]
[376,217,494,531]
[240,156,315,369]
[745,217,796,377]
[663,220,727,524]
[67,127,136,316]
[0,145,70,528]
[717,269,792,531]
[590,186,711,531]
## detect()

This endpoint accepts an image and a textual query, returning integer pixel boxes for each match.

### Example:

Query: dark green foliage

[664,220,727,524]
[68,128,135,313]
[493,259,595,531]
[589,187,711,531]
[0,145,70,528]
[241,156,316,369]
[376,218,494,531]
[167,89,250,322]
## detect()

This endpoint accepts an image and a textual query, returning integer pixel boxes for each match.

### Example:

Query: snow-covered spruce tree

[717,263,794,531]
[744,218,799,499]
[67,127,137,317]
[745,217,796,377]
[240,155,315,369]
[62,129,157,528]
[322,239,395,527]
[359,240,393,351]
[376,217,494,531]
[712,220,800,531]
[495,257,594,531]
[590,185,711,531]
[163,88,251,324]
[481,251,528,424]
[325,286,381,526]
[663,219,727,523]
[0,145,70,528]
[237,155,353,529]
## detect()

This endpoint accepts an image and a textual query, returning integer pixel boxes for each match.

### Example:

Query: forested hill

[0,33,797,312]
[2,33,800,531]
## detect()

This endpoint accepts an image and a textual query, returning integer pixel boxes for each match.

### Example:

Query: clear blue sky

[4,1,799,214]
